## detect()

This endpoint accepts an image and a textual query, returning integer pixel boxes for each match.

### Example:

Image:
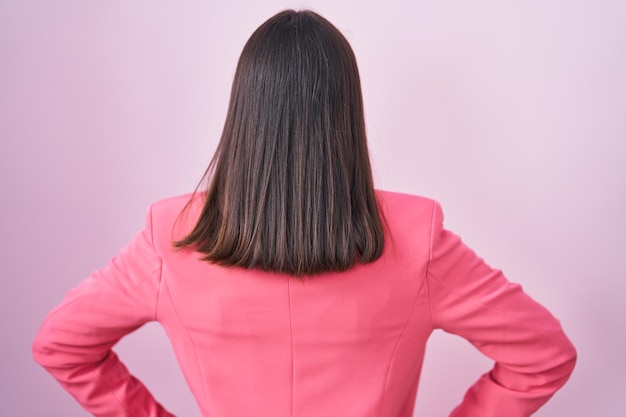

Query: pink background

[1,1,624,416]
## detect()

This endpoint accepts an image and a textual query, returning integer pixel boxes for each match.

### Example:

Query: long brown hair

[173,10,384,276]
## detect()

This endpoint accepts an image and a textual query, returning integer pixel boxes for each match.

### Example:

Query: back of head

[175,10,384,276]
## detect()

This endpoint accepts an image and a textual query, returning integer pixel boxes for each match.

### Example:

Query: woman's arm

[426,201,577,417]
[32,205,175,417]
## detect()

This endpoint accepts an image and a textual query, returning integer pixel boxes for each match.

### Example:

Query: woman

[33,9,576,417]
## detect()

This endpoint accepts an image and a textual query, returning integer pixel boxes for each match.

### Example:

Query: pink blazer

[32,190,576,417]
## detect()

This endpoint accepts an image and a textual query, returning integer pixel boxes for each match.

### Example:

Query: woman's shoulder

[151,191,202,213]
[375,189,439,214]
[374,190,442,260]
[375,189,435,203]
[147,191,205,245]
[375,189,443,236]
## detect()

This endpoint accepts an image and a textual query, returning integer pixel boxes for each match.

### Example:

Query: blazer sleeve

[32,204,175,417]
[426,201,577,417]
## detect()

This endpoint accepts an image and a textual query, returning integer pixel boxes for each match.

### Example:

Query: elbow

[561,339,577,379]
[559,327,577,372]
[32,328,51,368]
[32,321,59,369]
[547,334,577,390]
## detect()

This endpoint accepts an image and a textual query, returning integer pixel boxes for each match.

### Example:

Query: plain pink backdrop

[1,1,624,416]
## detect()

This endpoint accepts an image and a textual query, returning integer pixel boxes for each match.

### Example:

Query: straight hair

[173,9,384,276]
